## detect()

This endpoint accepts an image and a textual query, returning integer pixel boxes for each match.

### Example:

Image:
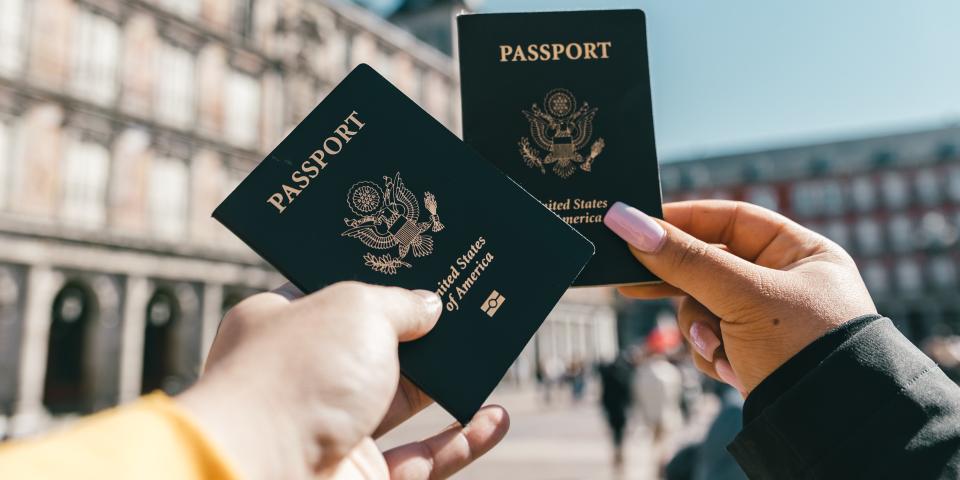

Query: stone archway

[42,280,97,414]
[139,282,203,396]
[140,288,180,394]
[0,265,25,417]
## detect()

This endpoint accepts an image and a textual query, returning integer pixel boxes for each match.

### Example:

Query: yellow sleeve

[0,392,239,480]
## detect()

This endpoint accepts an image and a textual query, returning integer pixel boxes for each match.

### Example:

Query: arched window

[0,0,26,74]
[155,42,196,128]
[896,258,923,293]
[61,137,110,228]
[862,261,889,294]
[225,71,261,148]
[849,176,876,213]
[745,185,779,212]
[824,221,851,251]
[141,289,180,394]
[888,215,914,252]
[148,156,189,239]
[881,173,910,210]
[43,282,97,414]
[71,9,120,105]
[855,218,883,255]
[915,168,942,206]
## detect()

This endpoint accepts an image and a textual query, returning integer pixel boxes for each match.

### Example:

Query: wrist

[176,370,311,480]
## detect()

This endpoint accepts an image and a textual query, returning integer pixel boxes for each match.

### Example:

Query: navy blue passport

[213,64,594,424]
[457,9,663,286]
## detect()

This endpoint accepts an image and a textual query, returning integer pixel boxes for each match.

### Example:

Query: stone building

[653,125,960,342]
[0,0,459,438]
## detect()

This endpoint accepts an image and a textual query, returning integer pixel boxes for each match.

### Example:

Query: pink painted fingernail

[715,358,746,394]
[603,202,666,253]
[689,322,720,362]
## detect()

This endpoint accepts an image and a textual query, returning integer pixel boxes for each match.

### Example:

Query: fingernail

[414,289,442,312]
[271,282,304,301]
[603,202,666,253]
[689,322,720,362]
[715,358,746,393]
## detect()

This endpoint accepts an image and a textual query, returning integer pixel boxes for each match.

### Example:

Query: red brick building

[660,126,960,340]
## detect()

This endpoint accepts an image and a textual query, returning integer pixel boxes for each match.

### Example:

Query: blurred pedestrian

[632,335,683,475]
[541,354,566,404]
[598,352,633,469]
[565,358,587,403]
[633,324,683,446]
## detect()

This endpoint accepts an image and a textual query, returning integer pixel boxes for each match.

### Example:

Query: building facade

[657,126,960,342]
[0,0,460,438]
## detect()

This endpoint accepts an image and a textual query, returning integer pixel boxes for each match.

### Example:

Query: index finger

[662,200,823,268]
[384,405,510,480]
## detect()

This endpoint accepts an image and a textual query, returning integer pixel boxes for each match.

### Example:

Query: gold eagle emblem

[519,88,605,179]
[341,172,444,274]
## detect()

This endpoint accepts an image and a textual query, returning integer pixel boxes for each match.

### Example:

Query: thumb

[604,202,770,316]
[371,287,444,342]
[318,282,443,342]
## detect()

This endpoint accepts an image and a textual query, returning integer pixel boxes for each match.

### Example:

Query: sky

[477,0,960,161]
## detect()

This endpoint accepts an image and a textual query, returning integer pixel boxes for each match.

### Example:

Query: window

[0,121,9,209]
[915,169,942,206]
[919,211,957,249]
[824,221,851,251]
[745,185,779,211]
[881,172,910,210]
[232,0,254,39]
[855,218,883,255]
[791,182,824,217]
[149,157,189,239]
[317,31,347,82]
[61,137,110,228]
[375,46,394,81]
[929,256,957,289]
[157,0,200,18]
[71,10,120,105]
[895,258,923,293]
[849,176,876,213]
[888,215,913,252]
[948,166,960,203]
[822,181,845,216]
[0,0,26,74]
[224,71,260,148]
[862,261,889,293]
[155,43,195,128]
[350,33,376,68]
[422,71,451,126]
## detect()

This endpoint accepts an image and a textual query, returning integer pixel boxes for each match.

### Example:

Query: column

[199,282,223,366]
[12,266,60,436]
[118,275,149,403]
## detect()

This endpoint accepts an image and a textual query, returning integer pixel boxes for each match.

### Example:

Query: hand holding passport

[214,9,662,425]
[214,64,596,424]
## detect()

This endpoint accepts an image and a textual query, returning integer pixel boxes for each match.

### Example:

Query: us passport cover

[457,9,663,286]
[213,64,594,424]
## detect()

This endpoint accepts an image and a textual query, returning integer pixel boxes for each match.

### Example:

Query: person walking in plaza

[598,351,633,470]
[633,323,684,449]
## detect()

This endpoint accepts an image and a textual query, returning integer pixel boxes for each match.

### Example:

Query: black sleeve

[727,315,960,479]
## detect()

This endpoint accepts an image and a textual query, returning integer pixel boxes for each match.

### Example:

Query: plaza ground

[377,386,717,480]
